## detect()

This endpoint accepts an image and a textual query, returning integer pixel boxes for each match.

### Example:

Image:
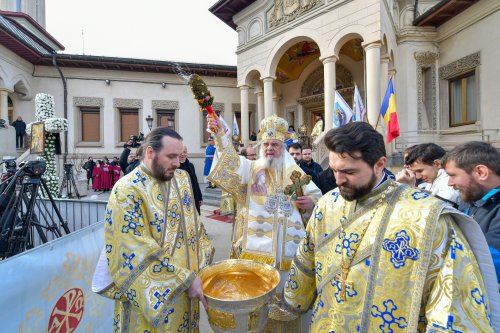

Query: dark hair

[403,145,418,156]
[405,143,445,166]
[287,142,302,152]
[442,141,500,175]
[240,147,248,156]
[324,122,385,167]
[141,127,183,153]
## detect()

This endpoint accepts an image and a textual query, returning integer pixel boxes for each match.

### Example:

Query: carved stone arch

[10,74,33,100]
[241,67,264,87]
[300,64,354,97]
[248,17,263,41]
[264,28,327,77]
[237,27,246,45]
[0,65,8,87]
[300,66,324,97]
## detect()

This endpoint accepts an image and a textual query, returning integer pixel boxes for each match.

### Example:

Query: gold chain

[336,185,394,300]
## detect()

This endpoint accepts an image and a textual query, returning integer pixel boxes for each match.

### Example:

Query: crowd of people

[83,156,121,192]
[92,115,500,332]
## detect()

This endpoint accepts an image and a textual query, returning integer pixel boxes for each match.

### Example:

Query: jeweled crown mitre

[257,115,289,142]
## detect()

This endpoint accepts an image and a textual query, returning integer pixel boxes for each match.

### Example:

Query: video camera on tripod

[126,132,144,148]
[0,158,70,259]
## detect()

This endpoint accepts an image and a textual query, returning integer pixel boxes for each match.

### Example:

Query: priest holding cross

[207,114,322,332]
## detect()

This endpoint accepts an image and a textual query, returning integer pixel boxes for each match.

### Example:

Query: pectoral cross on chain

[336,260,353,301]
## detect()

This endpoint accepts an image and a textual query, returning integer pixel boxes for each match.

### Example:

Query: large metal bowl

[199,259,280,333]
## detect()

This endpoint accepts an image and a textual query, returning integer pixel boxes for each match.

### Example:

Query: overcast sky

[45,0,238,66]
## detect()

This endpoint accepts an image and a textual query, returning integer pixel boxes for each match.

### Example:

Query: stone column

[240,85,250,142]
[321,55,338,131]
[297,104,304,128]
[364,41,382,128]
[273,93,281,117]
[380,54,390,101]
[0,89,10,122]
[262,77,274,117]
[256,88,264,125]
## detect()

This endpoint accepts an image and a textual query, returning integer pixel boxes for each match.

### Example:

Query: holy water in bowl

[203,266,277,301]
[199,259,280,333]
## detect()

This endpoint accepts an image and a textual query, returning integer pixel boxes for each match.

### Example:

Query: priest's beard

[262,155,283,172]
[339,172,378,201]
[151,155,176,182]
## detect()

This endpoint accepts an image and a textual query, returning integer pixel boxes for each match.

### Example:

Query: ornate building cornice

[232,103,256,113]
[113,98,143,109]
[439,52,480,80]
[297,93,324,105]
[212,102,225,114]
[397,26,437,44]
[73,97,104,108]
[151,100,179,110]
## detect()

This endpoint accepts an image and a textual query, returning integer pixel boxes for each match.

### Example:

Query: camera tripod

[0,163,70,259]
[58,164,81,199]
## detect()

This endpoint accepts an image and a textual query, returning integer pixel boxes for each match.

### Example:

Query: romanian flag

[380,78,400,143]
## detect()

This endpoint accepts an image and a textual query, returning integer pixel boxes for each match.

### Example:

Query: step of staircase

[202,185,222,207]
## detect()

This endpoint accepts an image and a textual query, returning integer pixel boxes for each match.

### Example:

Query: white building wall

[436,0,500,139]
[0,54,245,182]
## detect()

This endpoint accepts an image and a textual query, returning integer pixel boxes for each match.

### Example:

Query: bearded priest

[283,122,500,332]
[207,114,322,332]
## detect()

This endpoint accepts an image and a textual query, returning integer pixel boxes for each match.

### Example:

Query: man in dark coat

[179,146,203,214]
[83,157,96,187]
[11,116,26,148]
[299,147,323,186]
[120,137,141,175]
[317,167,337,194]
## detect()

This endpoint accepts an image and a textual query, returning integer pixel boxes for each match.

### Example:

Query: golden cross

[336,260,353,301]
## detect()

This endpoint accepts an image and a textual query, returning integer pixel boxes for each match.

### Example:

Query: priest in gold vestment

[283,122,500,332]
[92,128,214,332]
[208,114,322,332]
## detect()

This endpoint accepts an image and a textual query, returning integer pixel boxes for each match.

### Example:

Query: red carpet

[206,214,233,223]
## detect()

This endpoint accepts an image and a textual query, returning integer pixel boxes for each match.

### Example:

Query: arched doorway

[297,37,364,133]
[299,64,356,132]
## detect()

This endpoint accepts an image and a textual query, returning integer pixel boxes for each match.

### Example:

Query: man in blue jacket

[443,141,500,280]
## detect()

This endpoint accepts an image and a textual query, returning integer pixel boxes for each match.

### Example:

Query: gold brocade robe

[208,132,322,332]
[284,180,494,332]
[100,165,214,332]
[310,119,323,142]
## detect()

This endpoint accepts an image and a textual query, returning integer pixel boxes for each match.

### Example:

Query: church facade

[210,0,500,165]
[0,4,254,178]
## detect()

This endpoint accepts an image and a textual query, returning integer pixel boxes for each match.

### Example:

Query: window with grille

[81,107,100,142]
[449,72,477,127]
[120,108,139,142]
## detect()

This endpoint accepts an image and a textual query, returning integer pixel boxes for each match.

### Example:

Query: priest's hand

[295,196,314,210]
[396,168,416,186]
[187,276,208,310]
[207,113,224,133]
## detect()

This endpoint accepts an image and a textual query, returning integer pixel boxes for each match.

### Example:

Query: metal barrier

[33,198,108,245]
